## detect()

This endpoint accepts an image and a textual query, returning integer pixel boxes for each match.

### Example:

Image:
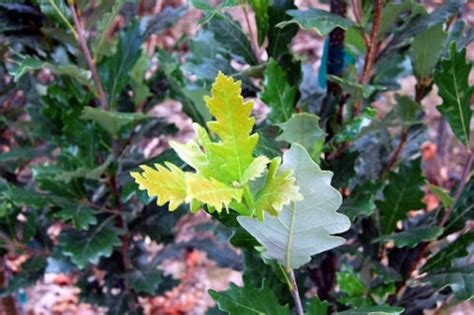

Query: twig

[352,0,384,117]
[388,149,474,304]
[439,150,474,227]
[288,269,304,315]
[383,128,408,174]
[382,83,426,174]
[351,0,362,25]
[69,2,108,109]
[242,2,259,62]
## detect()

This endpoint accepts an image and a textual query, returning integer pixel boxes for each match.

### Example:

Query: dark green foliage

[435,44,473,147]
[209,281,289,315]
[58,222,122,268]
[376,159,425,234]
[99,20,143,107]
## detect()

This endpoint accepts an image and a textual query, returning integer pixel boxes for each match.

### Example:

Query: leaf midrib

[286,202,297,269]
[450,65,469,145]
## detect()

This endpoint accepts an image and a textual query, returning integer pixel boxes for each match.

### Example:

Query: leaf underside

[238,144,350,269]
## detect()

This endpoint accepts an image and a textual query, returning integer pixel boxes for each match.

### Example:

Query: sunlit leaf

[131,162,187,211]
[186,173,243,212]
[253,157,302,221]
[206,72,259,183]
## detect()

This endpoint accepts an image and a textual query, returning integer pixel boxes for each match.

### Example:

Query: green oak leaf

[374,227,443,248]
[443,179,474,236]
[190,0,238,24]
[411,24,447,80]
[422,231,474,273]
[130,52,152,106]
[10,56,93,89]
[260,58,297,123]
[0,256,47,297]
[424,264,474,301]
[395,94,421,125]
[305,296,329,315]
[99,20,143,106]
[54,205,97,230]
[209,281,289,315]
[267,0,300,85]
[93,0,126,61]
[377,159,425,234]
[435,43,473,148]
[378,0,425,38]
[336,306,404,315]
[334,107,376,144]
[337,267,370,308]
[250,0,269,46]
[327,75,386,103]
[80,106,149,138]
[238,144,350,269]
[337,269,366,296]
[339,184,376,220]
[1,185,56,208]
[277,8,356,36]
[276,113,326,156]
[127,268,163,295]
[58,221,122,268]
[207,13,257,65]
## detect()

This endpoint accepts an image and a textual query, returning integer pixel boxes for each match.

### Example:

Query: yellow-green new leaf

[254,157,302,221]
[131,162,187,211]
[206,72,259,183]
[241,156,271,185]
[185,173,243,212]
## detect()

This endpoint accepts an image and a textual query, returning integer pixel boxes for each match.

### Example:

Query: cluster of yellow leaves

[131,73,301,220]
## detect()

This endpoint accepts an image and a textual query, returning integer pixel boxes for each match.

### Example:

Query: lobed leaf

[209,281,289,315]
[277,113,326,154]
[377,159,425,234]
[54,205,97,231]
[374,227,443,248]
[206,72,259,183]
[260,58,297,123]
[278,8,356,36]
[238,144,350,269]
[424,263,474,301]
[434,43,473,148]
[131,73,300,217]
[131,162,187,211]
[186,173,243,210]
[253,157,302,221]
[422,231,474,273]
[58,222,122,268]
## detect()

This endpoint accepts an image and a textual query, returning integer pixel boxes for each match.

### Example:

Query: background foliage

[0,0,473,314]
